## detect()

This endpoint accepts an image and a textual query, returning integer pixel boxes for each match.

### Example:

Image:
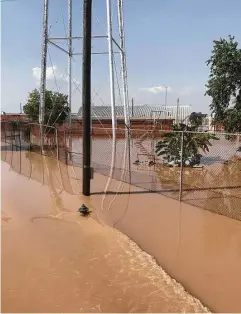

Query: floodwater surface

[2,145,241,312]
[1,147,208,313]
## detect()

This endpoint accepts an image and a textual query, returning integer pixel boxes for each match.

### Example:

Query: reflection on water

[1,145,209,313]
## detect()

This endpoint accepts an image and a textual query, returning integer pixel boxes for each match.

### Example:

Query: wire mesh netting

[180,132,241,220]
[1,121,241,222]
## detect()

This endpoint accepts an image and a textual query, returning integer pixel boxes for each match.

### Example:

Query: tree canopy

[205,35,241,133]
[189,112,207,128]
[23,89,70,125]
[156,124,218,166]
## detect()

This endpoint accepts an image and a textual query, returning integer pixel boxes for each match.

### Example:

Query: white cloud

[32,66,80,85]
[139,85,197,97]
[140,85,172,94]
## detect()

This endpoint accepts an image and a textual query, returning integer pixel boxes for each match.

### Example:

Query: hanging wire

[113,54,123,107]
[61,6,68,39]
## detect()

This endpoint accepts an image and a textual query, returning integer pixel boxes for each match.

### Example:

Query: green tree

[23,89,69,126]
[189,112,207,128]
[205,35,241,133]
[155,124,219,166]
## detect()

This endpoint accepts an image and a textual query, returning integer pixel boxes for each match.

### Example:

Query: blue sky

[1,0,241,114]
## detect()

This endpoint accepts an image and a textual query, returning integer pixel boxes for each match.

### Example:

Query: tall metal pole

[176,97,180,124]
[179,131,184,201]
[165,86,168,106]
[164,86,168,120]
[68,0,73,157]
[106,0,117,134]
[39,0,49,149]
[82,0,92,196]
[68,0,72,128]
[117,0,131,184]
[117,0,129,128]
[106,0,117,187]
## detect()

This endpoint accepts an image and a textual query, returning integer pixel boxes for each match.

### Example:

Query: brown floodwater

[1,146,209,313]
[1,145,241,312]
[70,136,241,221]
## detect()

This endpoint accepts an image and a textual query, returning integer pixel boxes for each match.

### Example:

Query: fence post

[29,123,32,152]
[4,122,7,143]
[55,127,59,160]
[11,124,13,151]
[19,125,22,173]
[179,131,184,201]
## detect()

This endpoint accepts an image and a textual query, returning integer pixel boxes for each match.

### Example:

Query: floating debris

[77,204,91,217]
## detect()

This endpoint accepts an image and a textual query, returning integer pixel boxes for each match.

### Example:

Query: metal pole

[19,131,22,173]
[55,127,59,161]
[39,0,49,150]
[68,0,73,158]
[82,0,92,196]
[106,0,117,186]
[68,0,72,128]
[179,131,184,201]
[164,86,168,121]
[117,0,129,128]
[176,97,180,124]
[106,0,117,134]
[117,0,131,184]
[165,86,168,106]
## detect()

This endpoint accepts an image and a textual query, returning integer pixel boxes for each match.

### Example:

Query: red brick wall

[1,114,174,136]
[0,114,27,122]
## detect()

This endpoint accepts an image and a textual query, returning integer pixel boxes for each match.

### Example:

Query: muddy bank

[2,147,241,312]
[1,149,208,313]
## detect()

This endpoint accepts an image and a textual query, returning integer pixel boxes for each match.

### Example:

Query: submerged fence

[1,121,241,222]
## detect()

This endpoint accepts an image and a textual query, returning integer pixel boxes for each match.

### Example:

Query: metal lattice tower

[39,0,130,141]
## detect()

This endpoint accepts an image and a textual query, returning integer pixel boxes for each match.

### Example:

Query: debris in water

[77,204,91,217]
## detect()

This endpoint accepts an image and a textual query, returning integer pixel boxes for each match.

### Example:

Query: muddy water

[1,147,208,313]
[2,146,241,312]
[70,136,241,221]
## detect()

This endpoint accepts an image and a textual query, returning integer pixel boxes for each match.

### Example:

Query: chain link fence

[1,121,59,156]
[1,121,241,221]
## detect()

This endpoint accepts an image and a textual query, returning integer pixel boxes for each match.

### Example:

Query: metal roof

[77,104,192,120]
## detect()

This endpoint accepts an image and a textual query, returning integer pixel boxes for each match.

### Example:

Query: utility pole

[164,86,168,120]
[82,0,92,196]
[68,0,73,157]
[106,0,117,135]
[164,86,168,106]
[117,0,129,128]
[39,0,49,149]
[68,0,72,128]
[176,97,180,124]
[20,103,22,114]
